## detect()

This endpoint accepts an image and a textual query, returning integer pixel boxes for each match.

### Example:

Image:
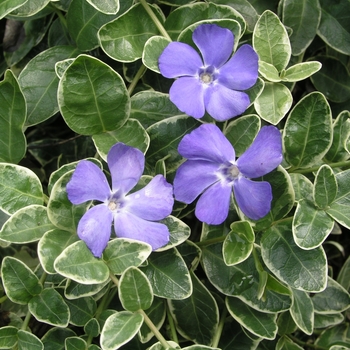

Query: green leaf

[0,70,26,163]
[130,91,184,129]
[92,119,149,161]
[8,0,50,17]
[28,288,70,327]
[67,0,117,51]
[58,54,130,135]
[65,279,109,300]
[202,243,291,313]
[65,296,96,326]
[100,311,144,350]
[139,297,166,343]
[86,0,119,14]
[41,328,76,350]
[47,170,90,232]
[164,2,245,41]
[290,289,314,335]
[168,271,219,346]
[0,326,18,348]
[315,323,350,349]
[0,0,28,19]
[65,337,87,350]
[292,199,334,249]
[258,61,281,82]
[314,313,344,329]
[281,61,322,82]
[0,163,43,215]
[141,248,192,299]
[146,115,200,173]
[147,340,180,350]
[337,255,350,291]
[103,238,152,275]
[314,164,338,208]
[317,0,350,55]
[1,256,42,304]
[17,330,43,350]
[54,240,110,284]
[0,205,55,243]
[119,267,153,312]
[18,46,80,127]
[226,297,278,340]
[254,82,293,125]
[290,173,314,203]
[282,0,321,55]
[253,10,291,71]
[283,92,332,168]
[223,221,255,266]
[325,111,350,162]
[311,277,350,314]
[143,36,171,73]
[276,336,304,350]
[38,229,79,274]
[327,169,350,229]
[310,56,350,103]
[98,3,162,62]
[224,114,260,157]
[84,318,100,338]
[261,218,328,292]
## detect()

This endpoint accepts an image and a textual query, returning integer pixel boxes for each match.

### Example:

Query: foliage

[1,0,350,349]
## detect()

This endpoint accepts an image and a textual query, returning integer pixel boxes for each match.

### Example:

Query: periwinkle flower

[66,143,174,258]
[158,23,259,121]
[173,124,282,225]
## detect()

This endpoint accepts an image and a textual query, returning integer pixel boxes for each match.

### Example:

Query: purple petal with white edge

[205,84,250,121]
[195,181,232,225]
[178,124,235,163]
[126,175,174,221]
[174,160,220,203]
[219,44,259,90]
[233,177,272,220]
[114,211,169,250]
[169,77,205,119]
[77,204,113,258]
[159,42,203,78]
[193,24,234,68]
[107,143,145,195]
[66,160,111,204]
[236,126,282,178]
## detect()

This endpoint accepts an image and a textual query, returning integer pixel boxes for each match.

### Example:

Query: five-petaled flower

[66,143,174,258]
[173,124,282,225]
[158,23,259,121]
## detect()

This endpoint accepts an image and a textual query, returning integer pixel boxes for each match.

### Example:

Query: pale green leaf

[290,289,314,335]
[281,61,322,82]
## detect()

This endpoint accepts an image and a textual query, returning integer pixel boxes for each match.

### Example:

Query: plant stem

[0,295,7,304]
[139,0,172,41]
[166,303,179,344]
[21,309,32,331]
[288,159,350,174]
[127,64,147,96]
[212,306,228,348]
[195,235,226,247]
[108,272,174,349]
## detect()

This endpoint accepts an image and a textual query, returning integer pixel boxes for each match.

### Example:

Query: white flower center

[219,163,241,183]
[200,72,213,84]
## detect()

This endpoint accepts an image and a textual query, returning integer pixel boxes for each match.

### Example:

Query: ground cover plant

[1,0,350,349]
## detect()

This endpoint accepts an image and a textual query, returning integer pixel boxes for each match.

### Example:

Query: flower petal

[174,160,220,203]
[236,126,283,178]
[233,177,272,220]
[107,143,145,195]
[114,212,169,250]
[66,160,111,204]
[158,42,203,78]
[169,77,205,119]
[218,44,259,90]
[195,181,232,225]
[126,175,174,220]
[193,24,234,68]
[77,204,113,258]
[178,124,235,163]
[205,84,250,121]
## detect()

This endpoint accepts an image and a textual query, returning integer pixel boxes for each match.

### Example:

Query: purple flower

[66,143,174,258]
[173,124,282,224]
[158,23,259,121]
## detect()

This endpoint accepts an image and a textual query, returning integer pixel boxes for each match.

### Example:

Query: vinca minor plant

[0,0,350,349]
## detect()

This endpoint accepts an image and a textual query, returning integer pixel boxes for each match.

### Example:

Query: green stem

[0,294,8,304]
[288,159,350,174]
[127,64,147,95]
[137,309,173,349]
[21,309,32,331]
[166,303,178,344]
[49,3,68,29]
[211,306,228,348]
[289,335,328,350]
[195,235,226,247]
[139,0,172,41]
